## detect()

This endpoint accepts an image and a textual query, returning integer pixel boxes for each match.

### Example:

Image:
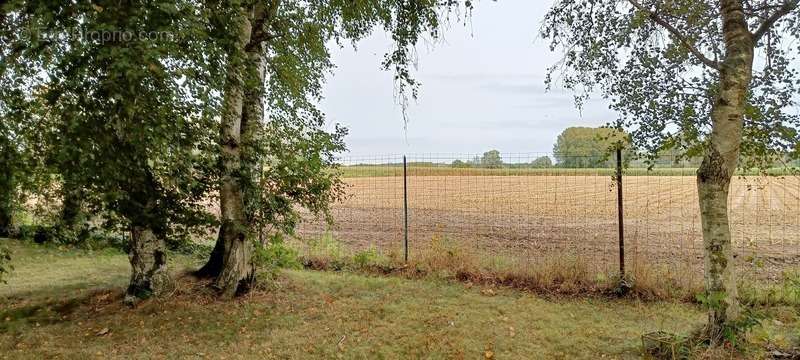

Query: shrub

[253,233,301,272]
[352,247,379,269]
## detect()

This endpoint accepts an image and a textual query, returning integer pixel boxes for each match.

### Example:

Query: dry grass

[299,232,800,310]
[410,237,708,302]
[298,233,705,302]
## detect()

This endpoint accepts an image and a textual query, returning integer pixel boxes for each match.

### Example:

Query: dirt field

[298,175,800,280]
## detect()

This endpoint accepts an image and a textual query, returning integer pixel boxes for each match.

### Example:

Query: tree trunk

[59,178,85,238]
[0,205,11,238]
[0,148,14,238]
[0,194,11,238]
[210,6,257,298]
[240,29,267,224]
[195,224,225,278]
[124,224,172,305]
[698,0,754,343]
[200,2,272,297]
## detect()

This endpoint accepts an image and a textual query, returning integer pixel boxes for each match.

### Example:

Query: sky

[319,1,617,157]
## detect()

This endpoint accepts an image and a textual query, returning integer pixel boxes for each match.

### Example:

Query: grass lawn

[0,239,794,359]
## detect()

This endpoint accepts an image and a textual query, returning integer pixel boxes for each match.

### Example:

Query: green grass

[0,241,131,302]
[340,165,798,178]
[1,239,797,359]
[0,240,202,303]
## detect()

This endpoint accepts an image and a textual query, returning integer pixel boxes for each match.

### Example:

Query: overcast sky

[320,1,617,157]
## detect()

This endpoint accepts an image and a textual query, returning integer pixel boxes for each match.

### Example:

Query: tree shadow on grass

[0,287,125,333]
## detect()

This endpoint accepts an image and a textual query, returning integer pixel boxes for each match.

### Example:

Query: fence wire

[297,152,800,284]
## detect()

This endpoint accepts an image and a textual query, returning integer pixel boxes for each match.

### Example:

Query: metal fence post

[403,155,409,263]
[616,147,625,278]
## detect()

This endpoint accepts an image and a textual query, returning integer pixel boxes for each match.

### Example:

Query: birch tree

[542,0,800,342]
[1,0,224,304]
[199,0,470,297]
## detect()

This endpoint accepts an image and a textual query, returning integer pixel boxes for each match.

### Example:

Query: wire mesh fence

[297,152,800,286]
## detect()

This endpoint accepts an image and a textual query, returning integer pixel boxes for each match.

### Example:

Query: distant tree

[451,160,470,168]
[552,127,627,168]
[480,150,503,168]
[530,156,553,168]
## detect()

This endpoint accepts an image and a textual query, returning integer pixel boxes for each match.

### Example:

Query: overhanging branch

[627,0,720,71]
[752,0,798,42]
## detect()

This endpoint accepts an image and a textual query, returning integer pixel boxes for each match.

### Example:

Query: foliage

[1,1,224,239]
[542,0,800,339]
[352,247,380,268]
[540,0,800,167]
[303,233,347,270]
[0,82,42,237]
[451,159,470,168]
[530,156,553,168]
[1,0,474,299]
[695,290,766,345]
[253,233,301,271]
[234,0,474,240]
[480,150,503,168]
[738,269,800,308]
[552,127,628,168]
[12,224,130,253]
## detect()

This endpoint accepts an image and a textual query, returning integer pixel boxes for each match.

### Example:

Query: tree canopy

[0,0,472,301]
[542,0,800,342]
[480,149,503,168]
[552,127,627,168]
[541,0,800,167]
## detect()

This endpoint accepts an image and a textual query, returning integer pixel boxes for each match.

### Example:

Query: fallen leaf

[95,328,110,337]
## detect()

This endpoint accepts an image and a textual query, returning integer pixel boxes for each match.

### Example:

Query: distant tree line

[450,151,553,169]
[354,125,798,170]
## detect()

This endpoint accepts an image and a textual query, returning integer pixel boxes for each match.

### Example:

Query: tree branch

[627,0,720,70]
[752,0,798,42]
[246,0,281,52]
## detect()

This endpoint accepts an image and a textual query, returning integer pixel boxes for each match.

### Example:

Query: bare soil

[298,175,800,281]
